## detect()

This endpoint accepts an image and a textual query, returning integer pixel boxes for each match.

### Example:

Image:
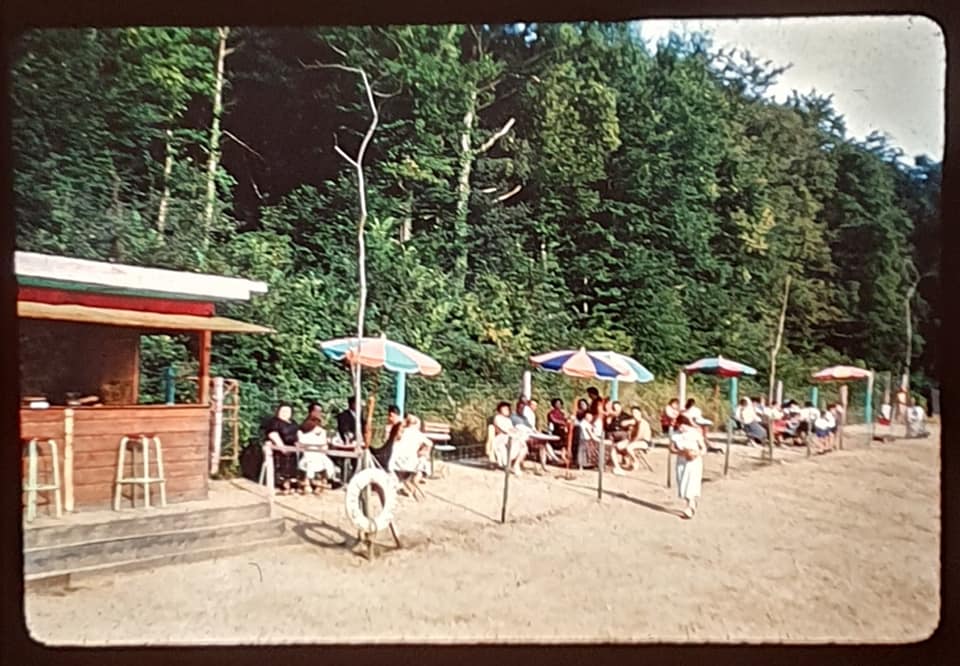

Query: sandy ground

[25,424,940,645]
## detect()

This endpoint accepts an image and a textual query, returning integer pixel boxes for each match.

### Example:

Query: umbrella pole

[839,384,849,450]
[865,371,875,446]
[501,437,512,523]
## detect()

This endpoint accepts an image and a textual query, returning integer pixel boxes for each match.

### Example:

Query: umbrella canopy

[684,355,758,378]
[319,334,442,377]
[529,347,630,380]
[811,365,872,382]
[597,351,654,383]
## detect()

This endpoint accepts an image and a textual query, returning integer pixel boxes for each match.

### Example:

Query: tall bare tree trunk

[768,275,792,403]
[203,26,230,261]
[453,88,477,291]
[303,58,380,447]
[156,128,174,235]
[904,281,917,395]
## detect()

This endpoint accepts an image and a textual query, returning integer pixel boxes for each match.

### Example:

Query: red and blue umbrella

[811,365,871,382]
[529,347,631,380]
[684,355,757,378]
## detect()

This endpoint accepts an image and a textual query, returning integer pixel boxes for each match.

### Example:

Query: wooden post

[63,408,75,512]
[724,418,732,477]
[521,370,532,401]
[597,436,605,502]
[767,412,775,463]
[712,381,720,424]
[839,384,849,450]
[501,437,512,523]
[666,449,672,489]
[678,371,687,406]
[197,330,212,404]
[775,380,783,407]
[211,377,224,475]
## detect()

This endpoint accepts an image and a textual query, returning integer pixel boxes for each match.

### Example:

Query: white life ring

[344,467,398,534]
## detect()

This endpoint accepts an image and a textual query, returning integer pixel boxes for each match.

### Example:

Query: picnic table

[526,432,561,473]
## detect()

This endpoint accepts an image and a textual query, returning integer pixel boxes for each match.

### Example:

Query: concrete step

[24,502,270,550]
[24,517,285,576]
[25,531,300,590]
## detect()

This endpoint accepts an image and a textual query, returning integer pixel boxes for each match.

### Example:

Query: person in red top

[661,398,681,436]
[586,387,603,419]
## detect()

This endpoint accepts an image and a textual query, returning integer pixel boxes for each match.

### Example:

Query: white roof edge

[15,251,269,301]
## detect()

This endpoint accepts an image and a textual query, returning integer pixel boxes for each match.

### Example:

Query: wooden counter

[20,404,211,511]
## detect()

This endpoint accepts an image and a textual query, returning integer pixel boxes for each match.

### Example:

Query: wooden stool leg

[154,437,167,507]
[142,435,151,508]
[49,440,62,519]
[115,437,128,511]
[26,439,38,522]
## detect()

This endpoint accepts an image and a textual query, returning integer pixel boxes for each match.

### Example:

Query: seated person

[264,404,301,495]
[736,398,767,446]
[492,401,529,476]
[605,401,635,475]
[547,398,569,443]
[297,402,339,493]
[389,414,433,486]
[661,398,681,436]
[879,403,893,426]
[523,398,539,431]
[373,405,404,470]
[621,406,654,471]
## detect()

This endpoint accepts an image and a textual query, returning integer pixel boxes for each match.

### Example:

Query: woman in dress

[669,414,707,519]
[297,402,338,493]
[264,404,301,495]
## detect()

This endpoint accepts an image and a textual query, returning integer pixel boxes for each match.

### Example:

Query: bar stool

[114,434,167,510]
[22,438,62,522]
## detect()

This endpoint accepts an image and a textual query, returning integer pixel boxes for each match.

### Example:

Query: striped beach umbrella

[319,333,441,414]
[319,333,441,376]
[684,355,758,378]
[529,347,631,380]
[598,352,655,383]
[811,365,872,382]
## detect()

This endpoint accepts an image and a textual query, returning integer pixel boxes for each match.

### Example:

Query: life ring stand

[345,467,398,534]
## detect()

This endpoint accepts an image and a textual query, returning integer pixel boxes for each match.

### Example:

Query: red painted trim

[18,287,216,317]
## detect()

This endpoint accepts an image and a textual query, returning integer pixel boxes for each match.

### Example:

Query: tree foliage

[11,23,940,438]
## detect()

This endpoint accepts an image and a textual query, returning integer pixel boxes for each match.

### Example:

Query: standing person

[579,411,604,469]
[586,387,603,419]
[389,414,433,486]
[661,398,681,437]
[336,396,364,446]
[906,397,929,437]
[669,415,707,519]
[263,404,301,495]
[575,398,589,421]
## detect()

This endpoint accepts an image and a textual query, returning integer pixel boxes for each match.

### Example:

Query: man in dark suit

[336,396,364,445]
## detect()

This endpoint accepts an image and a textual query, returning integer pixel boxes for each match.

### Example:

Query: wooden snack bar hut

[16,251,271,512]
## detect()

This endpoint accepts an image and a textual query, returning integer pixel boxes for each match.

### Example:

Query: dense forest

[11,23,941,444]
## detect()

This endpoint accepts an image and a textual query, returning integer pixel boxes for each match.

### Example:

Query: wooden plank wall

[21,406,210,510]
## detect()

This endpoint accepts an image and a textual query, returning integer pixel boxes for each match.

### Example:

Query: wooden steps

[24,501,295,588]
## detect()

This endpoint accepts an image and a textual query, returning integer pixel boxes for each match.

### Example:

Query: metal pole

[610,379,619,402]
[678,371,687,406]
[865,371,875,446]
[394,371,406,415]
[810,386,819,411]
[164,365,176,405]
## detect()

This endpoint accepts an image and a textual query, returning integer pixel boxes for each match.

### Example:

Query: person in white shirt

[493,402,528,476]
[522,398,538,431]
[906,398,929,438]
[669,415,707,519]
[389,414,433,485]
[736,398,766,446]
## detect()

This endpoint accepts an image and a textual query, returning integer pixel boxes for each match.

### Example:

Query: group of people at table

[262,398,437,496]
[489,388,660,477]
